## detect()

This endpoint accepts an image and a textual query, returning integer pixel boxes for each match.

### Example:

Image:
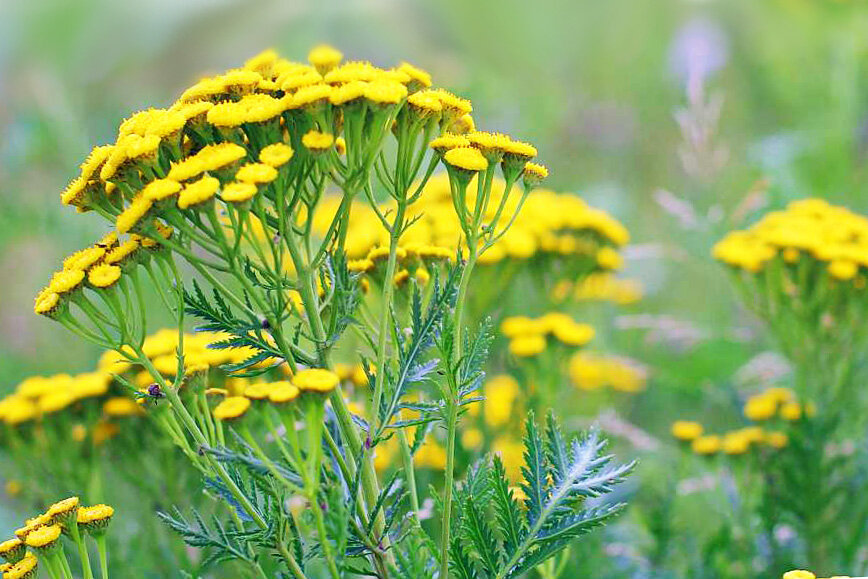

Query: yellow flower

[492,437,525,481]
[244,382,276,400]
[308,44,343,73]
[523,162,548,185]
[63,247,106,271]
[116,194,154,234]
[550,321,595,346]
[364,80,408,105]
[509,334,546,358]
[2,552,37,579]
[236,163,278,184]
[671,420,703,441]
[722,431,751,455]
[268,381,300,404]
[48,269,85,295]
[213,396,251,421]
[178,176,219,210]
[828,259,858,280]
[302,130,335,152]
[783,572,815,579]
[259,143,294,167]
[443,147,488,172]
[397,62,432,89]
[33,290,61,317]
[88,264,122,288]
[291,84,333,109]
[765,431,788,449]
[597,247,623,270]
[429,134,470,153]
[24,524,61,550]
[407,90,443,116]
[0,537,24,563]
[461,428,484,450]
[780,402,803,421]
[483,375,520,428]
[103,397,143,417]
[691,435,721,455]
[222,182,258,203]
[291,368,339,393]
[744,393,777,421]
[142,178,182,202]
[37,391,76,414]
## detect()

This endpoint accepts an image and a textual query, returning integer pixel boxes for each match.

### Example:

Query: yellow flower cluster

[552,273,643,305]
[33,229,170,318]
[312,174,628,279]
[500,312,595,358]
[1,497,113,578]
[568,352,647,392]
[0,372,114,426]
[212,368,339,422]
[714,198,868,282]
[673,421,788,456]
[743,387,816,422]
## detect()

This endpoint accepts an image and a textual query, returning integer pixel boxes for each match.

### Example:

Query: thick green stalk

[70,518,95,579]
[94,535,109,579]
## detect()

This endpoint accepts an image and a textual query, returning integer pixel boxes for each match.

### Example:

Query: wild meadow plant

[661,199,868,578]
[1,46,634,578]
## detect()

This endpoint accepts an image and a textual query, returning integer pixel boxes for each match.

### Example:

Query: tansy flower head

[308,44,343,74]
[236,163,278,184]
[48,269,85,295]
[2,552,36,579]
[302,130,335,152]
[269,381,300,404]
[77,504,114,536]
[104,239,140,266]
[0,538,24,564]
[222,182,258,204]
[244,382,276,400]
[523,162,548,187]
[87,264,122,289]
[398,62,432,91]
[178,176,219,210]
[432,89,472,119]
[291,368,339,393]
[63,247,105,271]
[671,420,703,442]
[33,290,61,318]
[443,147,488,172]
[509,334,546,358]
[24,524,61,552]
[449,114,475,134]
[244,48,279,76]
[783,571,815,579]
[691,435,721,455]
[259,143,294,167]
[142,178,182,202]
[364,80,408,105]
[116,195,154,234]
[429,134,470,154]
[407,90,443,118]
[213,396,251,421]
[290,83,333,109]
[47,496,80,528]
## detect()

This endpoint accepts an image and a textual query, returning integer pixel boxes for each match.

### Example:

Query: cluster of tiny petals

[259,143,294,167]
[291,368,340,393]
[222,182,258,203]
[87,263,122,288]
[142,178,182,201]
[443,147,488,172]
[213,396,251,421]
[236,163,278,184]
[714,198,868,278]
[178,176,219,210]
[302,130,335,151]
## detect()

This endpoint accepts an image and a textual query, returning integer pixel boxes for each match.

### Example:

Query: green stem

[95,535,109,579]
[71,518,95,579]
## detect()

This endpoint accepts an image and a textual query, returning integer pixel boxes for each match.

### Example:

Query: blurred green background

[2,0,868,533]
